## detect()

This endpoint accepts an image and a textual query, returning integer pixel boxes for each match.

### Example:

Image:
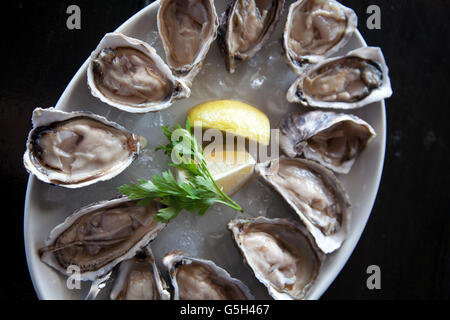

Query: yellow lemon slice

[187,100,271,146]
[175,150,255,196]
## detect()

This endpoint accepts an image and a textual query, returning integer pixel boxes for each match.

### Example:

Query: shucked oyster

[255,157,351,253]
[218,0,285,74]
[157,0,219,83]
[23,108,145,188]
[287,47,393,109]
[279,110,376,174]
[228,217,324,300]
[87,33,190,113]
[163,250,254,300]
[283,0,357,73]
[110,247,170,300]
[39,197,166,282]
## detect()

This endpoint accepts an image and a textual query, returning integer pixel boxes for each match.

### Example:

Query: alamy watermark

[366,265,381,290]
[366,5,381,30]
[66,265,81,290]
[170,122,280,170]
[66,5,81,30]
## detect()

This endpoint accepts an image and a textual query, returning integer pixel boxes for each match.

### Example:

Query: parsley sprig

[119,119,243,223]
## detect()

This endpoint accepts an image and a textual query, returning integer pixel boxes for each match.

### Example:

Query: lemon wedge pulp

[187,100,271,146]
[175,150,256,196]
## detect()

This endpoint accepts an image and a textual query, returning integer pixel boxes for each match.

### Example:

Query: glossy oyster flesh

[87,32,190,113]
[255,157,351,253]
[279,111,376,174]
[283,0,357,73]
[218,0,285,74]
[110,247,170,300]
[39,197,167,281]
[163,250,254,300]
[157,0,219,82]
[287,47,393,109]
[23,108,145,188]
[228,217,324,300]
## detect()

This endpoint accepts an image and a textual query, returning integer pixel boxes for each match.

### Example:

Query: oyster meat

[255,157,351,253]
[228,217,324,300]
[163,250,254,300]
[39,197,167,281]
[110,247,170,300]
[23,108,145,188]
[218,0,285,74]
[87,32,190,113]
[287,47,393,109]
[279,110,376,174]
[157,0,219,83]
[283,0,357,73]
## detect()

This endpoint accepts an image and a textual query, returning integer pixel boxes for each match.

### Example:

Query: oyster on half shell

[23,108,146,188]
[163,250,254,300]
[279,110,376,174]
[218,0,286,74]
[228,217,324,300]
[287,47,392,109]
[39,197,167,282]
[283,0,357,73]
[255,157,351,253]
[110,247,170,300]
[157,0,219,84]
[87,33,190,113]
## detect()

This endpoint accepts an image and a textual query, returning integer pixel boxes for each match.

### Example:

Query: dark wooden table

[1,0,448,300]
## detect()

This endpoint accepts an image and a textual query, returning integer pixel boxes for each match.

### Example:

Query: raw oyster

[157,0,219,83]
[228,217,324,300]
[255,157,351,253]
[287,47,393,109]
[39,197,167,282]
[110,247,170,300]
[87,32,190,113]
[218,0,285,74]
[23,108,145,188]
[283,0,357,73]
[279,110,376,174]
[163,250,254,300]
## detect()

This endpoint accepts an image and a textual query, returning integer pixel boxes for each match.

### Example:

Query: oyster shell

[39,197,167,282]
[23,108,145,188]
[283,0,357,73]
[218,0,285,74]
[287,47,393,109]
[279,110,376,174]
[255,157,351,253]
[87,32,190,113]
[228,217,324,300]
[163,250,254,300]
[157,0,219,83]
[110,247,170,300]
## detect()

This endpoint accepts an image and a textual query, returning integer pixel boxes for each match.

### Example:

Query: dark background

[1,0,448,300]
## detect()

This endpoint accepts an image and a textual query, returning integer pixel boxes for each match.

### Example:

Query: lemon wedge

[175,150,255,196]
[187,100,271,146]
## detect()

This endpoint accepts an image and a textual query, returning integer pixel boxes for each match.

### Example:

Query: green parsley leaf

[119,119,243,222]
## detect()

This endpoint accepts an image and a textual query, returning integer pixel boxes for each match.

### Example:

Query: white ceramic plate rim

[24,1,386,300]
